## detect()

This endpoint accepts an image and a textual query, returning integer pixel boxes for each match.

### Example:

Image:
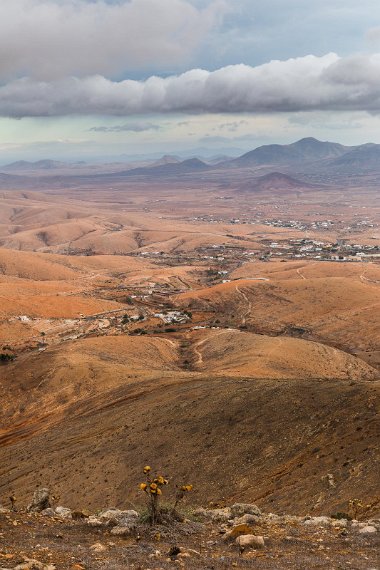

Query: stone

[231,503,261,518]
[175,548,201,558]
[332,519,348,528]
[72,510,90,520]
[236,534,265,549]
[55,506,72,519]
[14,560,55,570]
[223,524,254,542]
[90,543,107,553]
[41,508,56,517]
[358,525,377,534]
[110,526,134,536]
[27,488,51,513]
[87,516,103,527]
[303,516,331,526]
[234,514,260,526]
[98,508,139,527]
[194,508,232,522]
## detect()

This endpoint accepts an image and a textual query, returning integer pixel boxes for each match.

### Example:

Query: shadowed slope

[0,329,379,516]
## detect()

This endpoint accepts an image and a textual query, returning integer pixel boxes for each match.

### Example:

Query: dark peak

[255,171,311,187]
[161,154,179,161]
[291,137,347,149]
[150,155,181,167]
[238,171,312,193]
[181,158,207,167]
[3,159,65,170]
[293,137,322,145]
[4,160,31,168]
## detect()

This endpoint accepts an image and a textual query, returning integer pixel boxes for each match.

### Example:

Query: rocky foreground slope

[1,499,379,570]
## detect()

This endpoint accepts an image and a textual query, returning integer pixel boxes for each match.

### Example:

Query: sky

[1,0,380,163]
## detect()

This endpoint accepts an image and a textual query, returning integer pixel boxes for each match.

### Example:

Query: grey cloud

[366,27,380,42]
[196,0,380,71]
[90,122,161,132]
[288,112,363,130]
[216,120,248,131]
[0,0,226,80]
[199,133,269,144]
[2,53,380,117]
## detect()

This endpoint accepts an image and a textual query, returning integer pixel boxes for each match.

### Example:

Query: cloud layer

[0,0,225,80]
[1,53,380,118]
[90,122,162,133]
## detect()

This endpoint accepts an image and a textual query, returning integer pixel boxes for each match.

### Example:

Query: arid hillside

[177,273,380,367]
[0,330,379,518]
[188,329,378,380]
[0,178,379,525]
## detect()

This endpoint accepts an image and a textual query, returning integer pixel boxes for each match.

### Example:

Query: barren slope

[190,329,378,380]
[0,330,379,516]
[176,276,380,358]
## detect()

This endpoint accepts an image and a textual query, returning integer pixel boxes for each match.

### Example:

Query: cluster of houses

[264,238,379,261]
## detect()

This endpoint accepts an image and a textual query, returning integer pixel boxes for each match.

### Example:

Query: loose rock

[234,514,260,526]
[41,508,56,517]
[98,508,139,527]
[231,503,261,518]
[89,543,107,553]
[223,524,254,542]
[194,507,232,522]
[110,526,134,536]
[55,507,72,519]
[14,560,55,570]
[27,488,51,513]
[304,516,331,526]
[87,516,103,527]
[236,534,265,549]
[358,526,377,534]
[72,510,90,520]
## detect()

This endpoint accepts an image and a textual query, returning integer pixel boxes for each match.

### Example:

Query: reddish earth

[0,178,379,554]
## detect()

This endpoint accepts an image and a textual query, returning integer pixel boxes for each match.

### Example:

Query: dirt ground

[1,509,379,570]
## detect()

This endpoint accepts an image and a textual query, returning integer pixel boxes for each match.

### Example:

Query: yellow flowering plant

[139,465,192,525]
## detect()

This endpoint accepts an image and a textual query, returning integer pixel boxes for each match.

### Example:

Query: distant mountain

[3,138,380,183]
[206,154,234,165]
[3,160,31,170]
[289,138,349,160]
[327,143,380,172]
[231,144,295,167]
[231,138,350,167]
[288,137,353,160]
[116,146,245,162]
[239,172,313,193]
[149,155,181,167]
[113,157,210,177]
[3,159,67,170]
